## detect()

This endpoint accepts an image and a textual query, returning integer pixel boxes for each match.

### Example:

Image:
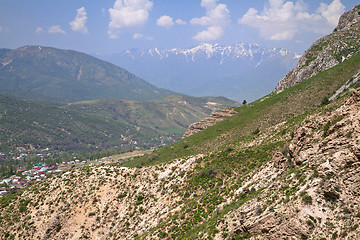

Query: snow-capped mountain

[101,43,300,102]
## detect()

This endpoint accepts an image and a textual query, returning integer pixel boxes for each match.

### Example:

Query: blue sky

[0,0,356,55]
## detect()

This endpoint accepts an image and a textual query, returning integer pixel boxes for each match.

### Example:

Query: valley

[0,3,360,240]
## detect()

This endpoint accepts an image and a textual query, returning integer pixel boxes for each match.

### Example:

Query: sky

[0,0,357,55]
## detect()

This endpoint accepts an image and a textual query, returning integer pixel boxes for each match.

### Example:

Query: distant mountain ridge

[122,43,298,63]
[0,46,173,102]
[101,43,300,102]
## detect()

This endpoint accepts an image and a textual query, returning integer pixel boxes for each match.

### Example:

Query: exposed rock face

[272,152,289,169]
[182,108,238,138]
[329,71,360,102]
[275,5,360,92]
[225,88,360,239]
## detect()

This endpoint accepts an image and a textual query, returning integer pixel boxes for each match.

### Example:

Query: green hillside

[0,94,238,153]
[69,95,239,136]
[0,46,173,102]
[129,51,360,166]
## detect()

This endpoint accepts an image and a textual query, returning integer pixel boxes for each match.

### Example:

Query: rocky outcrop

[182,108,237,138]
[226,88,360,239]
[329,71,360,102]
[275,5,360,92]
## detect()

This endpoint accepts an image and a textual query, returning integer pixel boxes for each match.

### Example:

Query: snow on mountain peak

[118,43,299,64]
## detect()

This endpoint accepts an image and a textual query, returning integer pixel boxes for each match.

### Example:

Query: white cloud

[176,19,187,25]
[157,15,174,28]
[238,0,345,41]
[193,25,223,41]
[35,27,44,33]
[70,7,88,34]
[318,0,345,26]
[191,0,230,41]
[108,0,153,38]
[48,25,66,35]
[133,32,154,40]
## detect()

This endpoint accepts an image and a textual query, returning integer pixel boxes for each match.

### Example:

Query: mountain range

[0,46,239,153]
[101,43,300,102]
[0,46,173,102]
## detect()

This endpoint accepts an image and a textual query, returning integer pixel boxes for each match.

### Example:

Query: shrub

[323,121,331,137]
[306,219,315,228]
[148,154,158,162]
[321,97,330,106]
[252,128,260,135]
[302,194,312,205]
[200,169,217,178]
[350,224,359,231]
[255,206,263,215]
[224,146,233,152]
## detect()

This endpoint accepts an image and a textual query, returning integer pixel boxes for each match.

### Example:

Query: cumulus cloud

[48,25,66,34]
[70,7,88,34]
[176,19,187,25]
[108,0,153,38]
[238,0,345,41]
[191,0,230,41]
[157,15,174,28]
[318,0,345,26]
[193,26,223,41]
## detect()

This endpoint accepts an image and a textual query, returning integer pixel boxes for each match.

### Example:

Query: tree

[242,100,247,105]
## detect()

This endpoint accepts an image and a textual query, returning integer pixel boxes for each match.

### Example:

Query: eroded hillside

[1,87,360,239]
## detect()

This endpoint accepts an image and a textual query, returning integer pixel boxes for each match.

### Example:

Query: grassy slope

[128,52,360,166]
[0,94,238,153]
[69,95,239,136]
[1,70,358,240]
[127,54,360,239]
[0,95,142,152]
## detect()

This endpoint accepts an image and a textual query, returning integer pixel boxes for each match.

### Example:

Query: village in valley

[0,149,116,197]
[0,146,153,197]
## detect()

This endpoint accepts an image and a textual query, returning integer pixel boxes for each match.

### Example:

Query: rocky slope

[275,5,360,92]
[182,108,238,138]
[1,88,360,240]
